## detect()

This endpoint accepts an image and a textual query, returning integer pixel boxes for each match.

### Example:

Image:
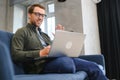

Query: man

[11,4,64,74]
[11,4,107,80]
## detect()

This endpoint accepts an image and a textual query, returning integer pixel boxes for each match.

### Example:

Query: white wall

[0,0,13,32]
[81,0,101,55]
[0,0,7,28]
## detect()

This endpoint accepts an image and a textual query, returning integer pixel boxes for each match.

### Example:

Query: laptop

[48,30,85,57]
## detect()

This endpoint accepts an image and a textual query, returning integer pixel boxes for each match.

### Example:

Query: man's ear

[28,13,31,19]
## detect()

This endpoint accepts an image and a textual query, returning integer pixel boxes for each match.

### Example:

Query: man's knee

[73,58,99,71]
[44,57,76,73]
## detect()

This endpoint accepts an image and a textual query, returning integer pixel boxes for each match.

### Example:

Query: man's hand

[55,24,65,30]
[39,45,51,57]
[52,24,65,36]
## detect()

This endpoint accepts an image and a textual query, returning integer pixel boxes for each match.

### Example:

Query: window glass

[48,3,55,13]
[47,17,55,40]
[46,2,55,40]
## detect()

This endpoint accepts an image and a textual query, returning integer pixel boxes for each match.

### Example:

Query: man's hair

[28,4,45,14]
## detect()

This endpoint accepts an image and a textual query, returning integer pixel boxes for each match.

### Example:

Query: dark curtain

[97,0,120,79]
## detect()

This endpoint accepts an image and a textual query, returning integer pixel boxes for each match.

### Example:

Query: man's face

[28,7,46,27]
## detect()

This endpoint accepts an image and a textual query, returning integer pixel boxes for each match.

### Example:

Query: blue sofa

[0,30,105,80]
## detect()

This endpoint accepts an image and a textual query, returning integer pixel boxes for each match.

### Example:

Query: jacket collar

[26,23,37,32]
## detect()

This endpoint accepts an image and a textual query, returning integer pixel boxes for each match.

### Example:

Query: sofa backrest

[0,30,13,52]
[0,30,24,75]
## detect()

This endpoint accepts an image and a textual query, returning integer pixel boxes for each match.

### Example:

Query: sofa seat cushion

[14,71,87,80]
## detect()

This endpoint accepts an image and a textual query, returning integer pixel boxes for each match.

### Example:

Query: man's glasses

[32,12,47,18]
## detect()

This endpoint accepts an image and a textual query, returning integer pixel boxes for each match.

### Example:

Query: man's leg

[43,57,76,73]
[73,58,107,80]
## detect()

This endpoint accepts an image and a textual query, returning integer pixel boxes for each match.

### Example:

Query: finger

[46,45,51,49]
[56,24,64,30]
[62,26,65,30]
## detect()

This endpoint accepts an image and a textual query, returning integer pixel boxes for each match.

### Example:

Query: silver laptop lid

[48,30,85,57]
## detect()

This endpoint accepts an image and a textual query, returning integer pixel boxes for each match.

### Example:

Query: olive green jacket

[11,23,51,73]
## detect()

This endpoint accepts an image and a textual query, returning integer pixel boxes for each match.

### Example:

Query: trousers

[43,57,107,80]
[73,57,107,80]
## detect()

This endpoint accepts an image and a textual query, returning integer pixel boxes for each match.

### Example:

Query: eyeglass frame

[32,12,47,18]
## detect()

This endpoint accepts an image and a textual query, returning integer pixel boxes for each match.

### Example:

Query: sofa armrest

[0,41,14,80]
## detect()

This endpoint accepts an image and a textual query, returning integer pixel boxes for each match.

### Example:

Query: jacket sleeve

[11,29,40,63]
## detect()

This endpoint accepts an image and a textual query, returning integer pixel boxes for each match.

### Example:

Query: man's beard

[31,21,39,27]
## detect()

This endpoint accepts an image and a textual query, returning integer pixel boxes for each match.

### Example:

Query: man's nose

[38,16,43,20]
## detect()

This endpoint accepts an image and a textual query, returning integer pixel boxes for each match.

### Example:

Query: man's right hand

[39,45,51,57]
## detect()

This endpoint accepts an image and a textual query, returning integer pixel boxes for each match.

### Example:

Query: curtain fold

[97,0,120,79]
